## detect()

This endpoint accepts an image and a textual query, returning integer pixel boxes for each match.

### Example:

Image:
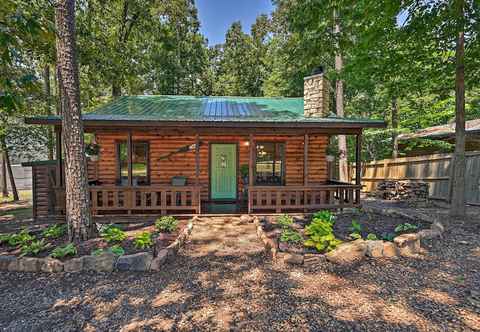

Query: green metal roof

[25,95,385,128]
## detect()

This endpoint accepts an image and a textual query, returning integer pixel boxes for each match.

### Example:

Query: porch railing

[247,184,361,213]
[54,185,201,215]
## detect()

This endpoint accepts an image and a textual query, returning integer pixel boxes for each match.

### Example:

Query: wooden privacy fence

[356,152,480,204]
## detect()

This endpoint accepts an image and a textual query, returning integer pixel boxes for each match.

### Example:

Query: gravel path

[1,215,479,331]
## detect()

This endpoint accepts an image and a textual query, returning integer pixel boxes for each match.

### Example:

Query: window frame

[116,140,150,186]
[254,141,286,186]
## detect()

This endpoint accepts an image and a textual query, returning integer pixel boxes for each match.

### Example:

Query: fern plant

[155,216,179,233]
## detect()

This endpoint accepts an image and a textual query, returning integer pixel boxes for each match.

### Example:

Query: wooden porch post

[127,131,133,214]
[55,128,62,186]
[195,134,201,214]
[248,134,254,213]
[304,133,309,211]
[355,133,362,205]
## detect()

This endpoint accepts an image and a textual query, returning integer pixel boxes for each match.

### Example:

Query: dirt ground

[1,210,480,331]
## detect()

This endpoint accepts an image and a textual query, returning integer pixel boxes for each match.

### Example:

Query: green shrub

[42,224,67,239]
[277,214,294,228]
[349,232,362,240]
[20,239,49,257]
[312,210,335,225]
[381,232,396,242]
[366,233,378,240]
[280,228,303,244]
[51,243,77,258]
[304,218,342,252]
[2,228,35,247]
[100,225,127,243]
[155,216,179,233]
[92,245,125,256]
[394,223,418,234]
[133,232,153,249]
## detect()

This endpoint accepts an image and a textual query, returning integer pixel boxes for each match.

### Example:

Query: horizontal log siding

[93,131,328,201]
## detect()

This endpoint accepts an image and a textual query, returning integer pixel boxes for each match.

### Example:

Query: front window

[117,141,149,186]
[255,142,285,185]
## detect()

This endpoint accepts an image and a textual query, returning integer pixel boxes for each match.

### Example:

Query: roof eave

[25,117,386,129]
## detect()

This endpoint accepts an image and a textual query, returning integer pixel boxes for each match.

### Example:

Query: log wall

[93,131,328,200]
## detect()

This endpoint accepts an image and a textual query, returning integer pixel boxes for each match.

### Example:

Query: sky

[196,0,275,46]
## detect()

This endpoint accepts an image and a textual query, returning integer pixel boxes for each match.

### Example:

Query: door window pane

[255,142,285,185]
[117,141,149,186]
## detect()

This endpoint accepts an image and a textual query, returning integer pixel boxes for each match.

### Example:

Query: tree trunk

[391,97,399,158]
[44,65,54,160]
[334,10,348,182]
[449,0,466,218]
[1,154,8,197]
[1,141,19,201]
[55,0,93,241]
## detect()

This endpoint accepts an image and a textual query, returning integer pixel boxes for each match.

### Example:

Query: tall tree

[54,0,93,241]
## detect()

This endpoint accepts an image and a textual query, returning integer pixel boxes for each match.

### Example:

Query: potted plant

[240,164,249,185]
[326,146,336,162]
[85,143,100,161]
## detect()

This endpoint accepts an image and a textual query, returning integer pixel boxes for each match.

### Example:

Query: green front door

[210,144,237,200]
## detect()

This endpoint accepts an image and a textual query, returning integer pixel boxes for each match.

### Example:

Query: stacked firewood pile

[375,180,429,206]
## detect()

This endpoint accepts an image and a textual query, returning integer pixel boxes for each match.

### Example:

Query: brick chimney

[304,67,330,117]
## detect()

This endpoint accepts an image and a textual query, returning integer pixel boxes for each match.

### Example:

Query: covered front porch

[45,128,363,217]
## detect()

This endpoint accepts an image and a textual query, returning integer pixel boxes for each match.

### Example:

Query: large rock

[283,253,304,265]
[382,242,398,258]
[326,239,367,265]
[17,257,43,272]
[41,258,64,273]
[116,252,153,271]
[81,255,97,271]
[150,249,170,272]
[64,257,83,272]
[366,240,384,258]
[0,256,16,270]
[417,229,442,240]
[94,253,116,272]
[394,233,421,256]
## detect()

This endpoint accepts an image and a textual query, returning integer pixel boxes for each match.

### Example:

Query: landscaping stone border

[0,218,195,273]
[253,210,445,267]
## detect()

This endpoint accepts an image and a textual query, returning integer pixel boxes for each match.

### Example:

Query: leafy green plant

[349,220,363,239]
[394,223,418,234]
[312,210,335,225]
[349,232,363,240]
[155,216,179,233]
[134,232,153,249]
[92,245,125,256]
[277,214,294,228]
[366,233,378,240]
[304,218,342,252]
[280,228,303,244]
[3,228,35,247]
[381,232,396,242]
[42,224,67,239]
[20,239,49,257]
[51,243,77,258]
[100,225,127,243]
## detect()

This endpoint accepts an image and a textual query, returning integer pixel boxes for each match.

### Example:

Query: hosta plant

[3,228,35,247]
[42,224,67,239]
[366,233,378,240]
[92,245,125,256]
[134,232,153,249]
[304,218,342,252]
[312,210,335,225]
[51,243,77,258]
[155,216,179,233]
[20,239,49,257]
[100,225,127,243]
[349,220,363,239]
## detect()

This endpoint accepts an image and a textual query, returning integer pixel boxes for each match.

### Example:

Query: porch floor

[202,202,247,215]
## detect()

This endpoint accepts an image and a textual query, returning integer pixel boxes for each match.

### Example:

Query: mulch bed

[0,219,188,260]
[262,210,431,254]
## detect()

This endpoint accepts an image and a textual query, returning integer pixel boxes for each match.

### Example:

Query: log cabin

[24,71,385,220]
